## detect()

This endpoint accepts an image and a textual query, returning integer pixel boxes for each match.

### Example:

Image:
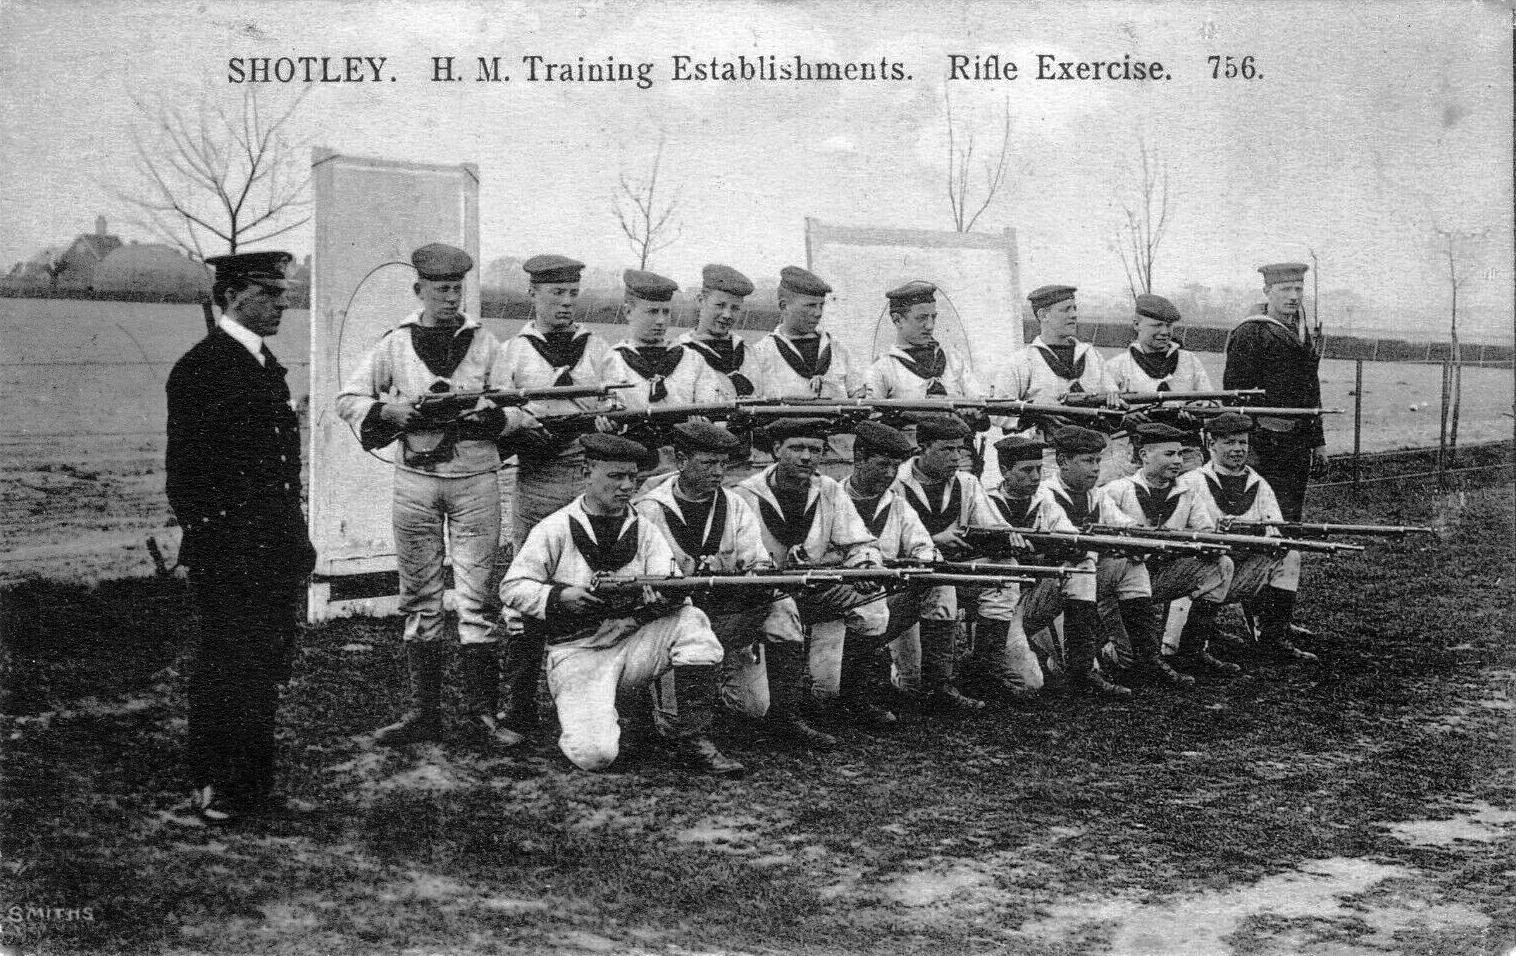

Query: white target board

[307,148,479,618]
[804,218,1025,377]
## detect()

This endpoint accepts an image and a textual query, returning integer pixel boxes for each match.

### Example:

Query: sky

[1,0,1512,342]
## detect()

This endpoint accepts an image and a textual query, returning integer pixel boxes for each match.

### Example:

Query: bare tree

[1113,135,1173,301]
[945,91,1012,232]
[120,88,311,260]
[614,135,681,270]
[1432,226,1486,463]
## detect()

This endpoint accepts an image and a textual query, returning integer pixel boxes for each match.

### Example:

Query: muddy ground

[1,465,1512,954]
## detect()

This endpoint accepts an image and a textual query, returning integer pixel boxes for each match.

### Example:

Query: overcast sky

[1,0,1512,341]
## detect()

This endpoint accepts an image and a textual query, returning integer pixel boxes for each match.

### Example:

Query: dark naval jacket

[165,328,315,576]
[1221,312,1325,448]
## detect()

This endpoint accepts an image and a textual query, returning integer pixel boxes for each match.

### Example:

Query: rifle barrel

[884,559,1090,576]
[1181,406,1343,417]
[1088,524,1364,554]
[1246,522,1435,537]
[593,572,844,589]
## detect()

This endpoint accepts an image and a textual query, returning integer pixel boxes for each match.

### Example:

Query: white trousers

[393,469,501,645]
[546,605,722,771]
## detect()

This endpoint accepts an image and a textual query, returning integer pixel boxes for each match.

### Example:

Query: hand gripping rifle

[1222,521,1435,539]
[361,382,634,452]
[1085,524,1366,556]
[960,526,1230,560]
[543,570,848,641]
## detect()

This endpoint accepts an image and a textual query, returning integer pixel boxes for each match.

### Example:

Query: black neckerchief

[570,513,640,572]
[1134,481,1181,527]
[615,344,683,403]
[758,477,818,549]
[1037,342,1086,390]
[893,344,949,396]
[1206,471,1258,516]
[901,473,961,535]
[685,336,755,396]
[771,332,832,382]
[1128,344,1178,385]
[525,327,589,386]
[992,493,1036,529]
[1052,486,1092,528]
[662,490,725,558]
[849,487,891,538]
[409,323,474,379]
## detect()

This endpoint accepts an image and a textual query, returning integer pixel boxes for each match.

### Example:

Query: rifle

[736,396,1125,422]
[1066,389,1266,407]
[788,566,1037,587]
[1224,521,1435,539]
[362,383,633,452]
[882,558,1092,578]
[590,571,847,591]
[961,526,1230,559]
[1171,405,1342,419]
[533,401,872,436]
[1086,524,1366,555]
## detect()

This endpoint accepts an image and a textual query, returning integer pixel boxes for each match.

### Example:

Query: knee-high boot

[1174,601,1242,676]
[1064,600,1131,698]
[1258,587,1318,662]
[374,643,444,746]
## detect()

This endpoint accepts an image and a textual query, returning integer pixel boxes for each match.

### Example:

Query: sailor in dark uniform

[166,250,315,824]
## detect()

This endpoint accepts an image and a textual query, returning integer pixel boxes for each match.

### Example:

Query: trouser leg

[445,472,502,646]
[393,470,447,645]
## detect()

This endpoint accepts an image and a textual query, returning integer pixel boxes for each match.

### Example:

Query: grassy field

[1,474,1512,955]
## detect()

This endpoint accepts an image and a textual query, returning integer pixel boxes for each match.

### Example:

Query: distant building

[93,243,211,300]
[2,216,122,292]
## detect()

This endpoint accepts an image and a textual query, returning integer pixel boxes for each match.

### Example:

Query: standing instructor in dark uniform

[1221,261,1325,661]
[166,251,316,823]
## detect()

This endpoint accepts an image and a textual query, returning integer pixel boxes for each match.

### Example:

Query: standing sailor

[751,266,862,399]
[336,243,525,750]
[993,284,1124,438]
[670,264,764,403]
[1222,261,1326,652]
[864,281,987,401]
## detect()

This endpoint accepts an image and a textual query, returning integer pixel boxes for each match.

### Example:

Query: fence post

[1352,359,1363,486]
[1437,359,1451,482]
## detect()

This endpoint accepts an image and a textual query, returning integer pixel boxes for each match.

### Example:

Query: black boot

[373,643,444,746]
[961,619,1038,703]
[839,637,898,728]
[1064,601,1132,698]
[919,619,985,715]
[1174,601,1242,677]
[498,619,547,737]
[667,665,745,777]
[763,640,838,749]
[1258,587,1318,662]
[459,643,527,750]
[1122,599,1195,688]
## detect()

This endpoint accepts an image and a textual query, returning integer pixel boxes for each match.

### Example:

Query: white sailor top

[734,465,882,568]
[750,328,862,399]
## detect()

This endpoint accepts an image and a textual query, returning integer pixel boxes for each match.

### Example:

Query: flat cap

[580,432,653,465]
[762,417,831,443]
[852,420,916,460]
[702,264,754,298]
[622,269,678,302]
[994,434,1047,465]
[914,414,972,444]
[671,421,741,455]
[779,265,832,298]
[1204,412,1255,437]
[205,251,293,287]
[523,254,585,284]
[886,280,937,310]
[411,243,473,282]
[1028,284,1076,311]
[1131,422,1191,445]
[1051,425,1107,455]
[1258,262,1308,286]
[1135,293,1181,324]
